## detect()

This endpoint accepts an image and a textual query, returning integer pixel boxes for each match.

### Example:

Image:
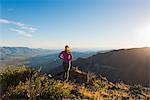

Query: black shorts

[63,62,69,72]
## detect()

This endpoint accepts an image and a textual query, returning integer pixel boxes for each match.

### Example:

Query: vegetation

[0,66,150,99]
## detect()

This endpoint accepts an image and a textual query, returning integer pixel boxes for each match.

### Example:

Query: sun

[143,33,150,46]
[136,24,150,47]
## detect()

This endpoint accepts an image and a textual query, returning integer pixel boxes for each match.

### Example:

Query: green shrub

[5,68,73,99]
[1,66,149,99]
[41,79,73,99]
[0,66,35,95]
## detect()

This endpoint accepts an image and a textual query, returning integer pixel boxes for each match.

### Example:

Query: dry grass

[0,66,150,100]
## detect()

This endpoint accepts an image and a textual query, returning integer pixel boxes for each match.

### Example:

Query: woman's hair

[65,45,69,48]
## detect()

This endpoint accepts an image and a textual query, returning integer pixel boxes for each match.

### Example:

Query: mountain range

[73,47,150,87]
[0,47,58,59]
[0,47,96,68]
[0,47,149,87]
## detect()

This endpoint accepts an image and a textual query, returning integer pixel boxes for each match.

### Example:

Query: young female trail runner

[58,45,72,81]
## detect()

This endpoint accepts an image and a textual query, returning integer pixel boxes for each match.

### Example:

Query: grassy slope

[0,66,150,99]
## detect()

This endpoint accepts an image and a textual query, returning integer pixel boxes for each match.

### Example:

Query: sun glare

[136,24,150,47]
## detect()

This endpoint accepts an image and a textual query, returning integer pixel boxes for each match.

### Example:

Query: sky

[0,0,150,50]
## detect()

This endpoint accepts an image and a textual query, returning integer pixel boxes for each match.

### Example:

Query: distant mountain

[73,47,150,87]
[0,47,58,59]
[0,47,59,67]
[25,51,96,72]
[0,47,96,69]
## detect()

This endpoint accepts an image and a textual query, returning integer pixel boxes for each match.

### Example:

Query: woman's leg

[63,62,68,80]
[66,61,71,81]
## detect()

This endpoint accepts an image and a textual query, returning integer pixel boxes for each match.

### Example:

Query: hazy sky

[0,0,150,49]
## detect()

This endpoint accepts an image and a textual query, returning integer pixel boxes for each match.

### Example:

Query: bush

[0,66,35,95]
[4,67,73,99]
[41,79,73,99]
[1,66,149,99]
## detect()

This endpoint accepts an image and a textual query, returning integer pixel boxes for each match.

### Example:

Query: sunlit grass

[0,66,150,99]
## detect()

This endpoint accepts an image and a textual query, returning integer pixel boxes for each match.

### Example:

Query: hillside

[0,47,58,67]
[1,47,149,88]
[73,47,150,87]
[0,66,150,99]
[27,52,96,73]
[0,47,57,59]
[0,47,96,68]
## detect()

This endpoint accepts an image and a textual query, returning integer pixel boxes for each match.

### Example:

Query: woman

[58,45,72,81]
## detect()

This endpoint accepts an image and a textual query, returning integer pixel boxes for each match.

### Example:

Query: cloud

[21,26,37,32]
[11,21,37,32]
[0,19,11,24]
[10,29,32,37]
[13,22,25,27]
[0,18,37,37]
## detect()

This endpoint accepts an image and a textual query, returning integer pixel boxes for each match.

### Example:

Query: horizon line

[0,45,149,51]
